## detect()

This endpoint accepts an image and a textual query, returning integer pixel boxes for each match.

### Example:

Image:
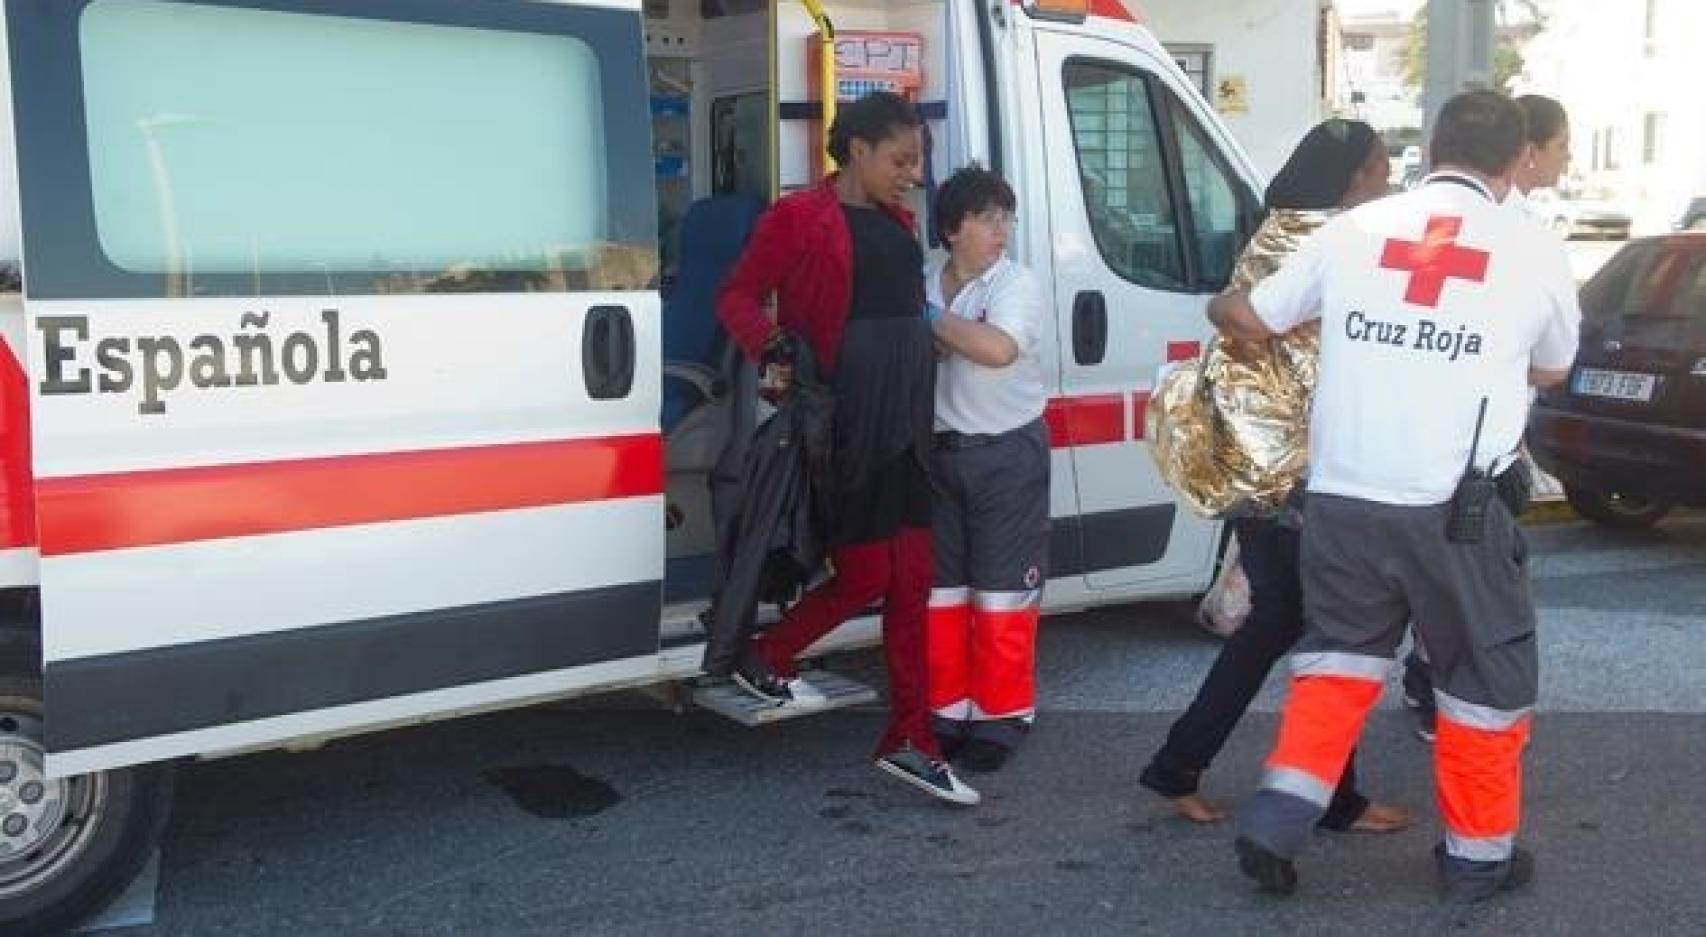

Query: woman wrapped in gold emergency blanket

[1147,210,1325,517]
[1148,118,1391,518]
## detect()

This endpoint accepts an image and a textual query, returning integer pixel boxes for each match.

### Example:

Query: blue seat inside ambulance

[661,195,765,432]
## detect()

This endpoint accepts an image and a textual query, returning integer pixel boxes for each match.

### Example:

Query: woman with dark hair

[1141,119,1412,831]
[716,91,979,806]
[1509,94,1570,217]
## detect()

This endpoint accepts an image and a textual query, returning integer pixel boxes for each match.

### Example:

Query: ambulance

[0,0,1264,927]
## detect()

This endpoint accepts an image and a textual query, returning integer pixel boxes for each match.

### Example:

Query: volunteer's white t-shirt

[1251,173,1581,505]
[926,255,1049,435]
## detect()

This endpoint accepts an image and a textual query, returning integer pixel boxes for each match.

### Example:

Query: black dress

[828,204,936,547]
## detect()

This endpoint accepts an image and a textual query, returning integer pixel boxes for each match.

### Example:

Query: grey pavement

[120,515,1706,935]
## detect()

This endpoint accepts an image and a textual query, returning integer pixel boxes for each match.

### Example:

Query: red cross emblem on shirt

[1378,215,1489,308]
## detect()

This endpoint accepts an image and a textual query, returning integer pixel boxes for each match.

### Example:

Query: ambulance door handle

[1072,291,1108,365]
[582,304,635,400]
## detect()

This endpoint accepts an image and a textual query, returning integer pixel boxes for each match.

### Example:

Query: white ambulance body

[0,0,1262,927]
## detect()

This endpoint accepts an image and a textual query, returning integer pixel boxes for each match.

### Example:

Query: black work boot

[1235,836,1298,896]
[1437,844,1534,903]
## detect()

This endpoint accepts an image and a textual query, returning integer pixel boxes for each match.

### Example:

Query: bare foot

[1349,801,1414,834]
[1166,793,1228,824]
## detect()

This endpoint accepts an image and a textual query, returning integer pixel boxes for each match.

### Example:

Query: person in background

[1139,120,1411,834]
[1503,94,1572,223]
[1402,92,1572,743]
[923,166,1051,774]
[716,91,979,806]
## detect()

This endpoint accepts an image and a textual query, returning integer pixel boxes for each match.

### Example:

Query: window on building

[1163,45,1214,101]
[1062,61,1186,290]
[1643,113,1666,165]
[1603,127,1621,171]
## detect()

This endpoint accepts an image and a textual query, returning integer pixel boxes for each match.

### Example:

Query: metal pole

[800,0,838,175]
[1421,0,1496,142]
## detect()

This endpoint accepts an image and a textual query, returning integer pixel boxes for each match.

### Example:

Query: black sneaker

[1235,835,1298,896]
[730,646,792,705]
[874,746,980,806]
[1437,844,1534,903]
[955,738,1013,774]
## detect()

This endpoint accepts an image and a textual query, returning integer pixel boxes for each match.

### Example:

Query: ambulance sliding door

[6,0,665,775]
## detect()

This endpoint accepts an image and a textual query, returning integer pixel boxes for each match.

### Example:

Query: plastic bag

[1195,535,1251,638]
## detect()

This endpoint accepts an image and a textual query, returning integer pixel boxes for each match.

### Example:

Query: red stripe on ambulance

[0,339,35,550]
[36,434,663,556]
[1044,394,1125,448]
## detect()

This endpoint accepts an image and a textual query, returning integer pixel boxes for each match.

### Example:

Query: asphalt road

[105,513,1706,936]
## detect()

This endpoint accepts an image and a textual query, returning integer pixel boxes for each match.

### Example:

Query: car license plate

[1574,368,1656,402]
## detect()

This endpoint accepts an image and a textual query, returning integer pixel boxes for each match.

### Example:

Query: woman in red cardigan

[716,92,978,806]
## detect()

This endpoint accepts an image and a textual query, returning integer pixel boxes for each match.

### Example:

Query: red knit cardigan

[715,176,917,374]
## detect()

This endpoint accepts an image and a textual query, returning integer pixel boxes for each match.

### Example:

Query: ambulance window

[1061,61,1187,291]
[49,0,655,298]
[1166,98,1246,290]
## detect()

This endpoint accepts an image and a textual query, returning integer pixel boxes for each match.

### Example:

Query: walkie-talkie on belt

[1447,397,1494,544]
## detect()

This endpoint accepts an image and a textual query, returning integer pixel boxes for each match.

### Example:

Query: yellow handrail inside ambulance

[798,0,837,174]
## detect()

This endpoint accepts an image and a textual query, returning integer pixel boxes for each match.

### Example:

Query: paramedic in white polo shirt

[1205,91,1580,903]
[923,167,1051,774]
[1402,92,1573,741]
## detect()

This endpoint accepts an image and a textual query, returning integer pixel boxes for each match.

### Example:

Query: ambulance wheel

[0,640,176,936]
[1564,485,1673,531]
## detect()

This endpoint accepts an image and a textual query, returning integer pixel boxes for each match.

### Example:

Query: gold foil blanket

[1146,209,1330,517]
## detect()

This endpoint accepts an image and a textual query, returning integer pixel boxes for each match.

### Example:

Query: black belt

[934,429,1002,450]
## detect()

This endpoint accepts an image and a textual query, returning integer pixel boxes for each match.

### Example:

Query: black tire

[1564,484,1675,531]
[0,638,176,936]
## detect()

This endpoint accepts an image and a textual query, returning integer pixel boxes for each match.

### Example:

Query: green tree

[1401,1,1545,94]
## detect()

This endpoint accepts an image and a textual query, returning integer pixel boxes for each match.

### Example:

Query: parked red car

[1529,233,1706,528]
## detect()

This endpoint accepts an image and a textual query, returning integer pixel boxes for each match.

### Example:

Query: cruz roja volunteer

[923,167,1051,773]
[1205,90,1581,902]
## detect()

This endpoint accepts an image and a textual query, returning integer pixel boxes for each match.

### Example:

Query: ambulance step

[691,672,877,726]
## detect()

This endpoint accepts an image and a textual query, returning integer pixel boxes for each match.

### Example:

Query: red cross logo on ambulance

[1378,215,1489,308]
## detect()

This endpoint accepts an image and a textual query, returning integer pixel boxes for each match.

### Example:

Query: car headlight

[1693,357,1706,376]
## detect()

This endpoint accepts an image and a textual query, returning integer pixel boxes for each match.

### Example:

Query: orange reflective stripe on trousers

[1265,673,1384,803]
[969,602,1040,719]
[1435,704,1532,854]
[926,588,973,716]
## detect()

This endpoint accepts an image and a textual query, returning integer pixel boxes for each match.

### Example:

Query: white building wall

[1519,0,1706,233]
[1142,0,1327,179]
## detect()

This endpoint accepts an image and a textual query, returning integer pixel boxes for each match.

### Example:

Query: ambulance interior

[651,0,962,623]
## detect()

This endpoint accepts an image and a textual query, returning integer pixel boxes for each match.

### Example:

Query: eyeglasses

[970,210,1018,231]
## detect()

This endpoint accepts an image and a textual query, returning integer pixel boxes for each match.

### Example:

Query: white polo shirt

[1502,187,1555,232]
[926,255,1049,435]
[1250,173,1581,505]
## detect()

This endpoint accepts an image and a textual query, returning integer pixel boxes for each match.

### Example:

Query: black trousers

[1141,518,1369,830]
